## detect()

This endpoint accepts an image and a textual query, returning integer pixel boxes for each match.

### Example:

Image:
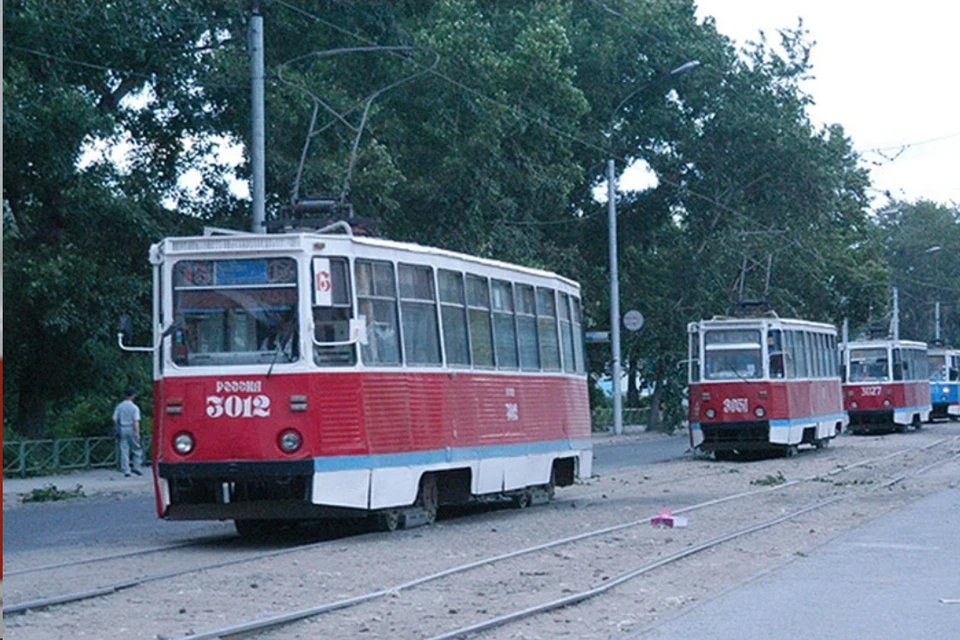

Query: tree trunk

[17,386,49,440]
[626,352,641,407]
[647,379,665,432]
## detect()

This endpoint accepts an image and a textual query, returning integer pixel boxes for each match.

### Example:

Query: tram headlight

[173,432,195,455]
[754,406,766,418]
[883,399,892,407]
[704,408,716,419]
[279,429,303,453]
[850,401,859,409]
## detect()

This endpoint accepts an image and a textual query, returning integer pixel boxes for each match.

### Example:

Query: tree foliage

[3,0,946,437]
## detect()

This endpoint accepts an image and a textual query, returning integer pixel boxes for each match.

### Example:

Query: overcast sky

[695,0,960,207]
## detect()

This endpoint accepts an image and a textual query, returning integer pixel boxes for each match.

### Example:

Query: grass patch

[750,471,786,486]
[22,483,86,503]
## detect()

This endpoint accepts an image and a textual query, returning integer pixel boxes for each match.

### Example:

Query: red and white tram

[842,339,932,433]
[124,225,592,535]
[687,315,846,458]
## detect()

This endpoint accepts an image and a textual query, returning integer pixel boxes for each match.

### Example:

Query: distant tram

[927,345,959,421]
[687,315,846,459]
[841,338,932,433]
[123,224,592,536]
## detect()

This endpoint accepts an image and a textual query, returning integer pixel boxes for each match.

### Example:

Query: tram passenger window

[492,280,518,369]
[892,349,903,381]
[356,260,401,365]
[689,330,700,383]
[783,331,797,379]
[537,288,561,371]
[516,285,540,370]
[559,293,576,372]
[439,270,470,367]
[399,264,441,365]
[467,274,494,367]
[572,297,585,374]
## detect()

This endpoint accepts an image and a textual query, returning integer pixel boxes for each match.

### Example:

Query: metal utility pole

[935,301,941,342]
[891,287,900,340]
[250,0,266,233]
[607,159,622,436]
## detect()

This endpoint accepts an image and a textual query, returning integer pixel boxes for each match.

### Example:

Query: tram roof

[689,316,838,333]
[152,228,580,290]
[842,338,928,350]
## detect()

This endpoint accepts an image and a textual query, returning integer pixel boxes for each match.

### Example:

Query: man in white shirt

[113,387,144,477]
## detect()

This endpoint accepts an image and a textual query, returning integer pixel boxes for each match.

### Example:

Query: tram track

[172,435,960,640]
[5,431,958,640]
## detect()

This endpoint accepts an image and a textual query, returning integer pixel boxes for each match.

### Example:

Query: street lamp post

[607,159,622,435]
[607,60,699,435]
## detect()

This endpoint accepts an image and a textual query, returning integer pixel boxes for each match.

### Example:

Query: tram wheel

[377,509,403,532]
[784,444,799,458]
[512,490,532,509]
[417,474,439,525]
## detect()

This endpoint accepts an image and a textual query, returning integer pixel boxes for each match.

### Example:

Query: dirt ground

[4,426,960,640]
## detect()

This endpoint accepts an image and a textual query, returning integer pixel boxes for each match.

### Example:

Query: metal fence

[3,434,153,478]
[591,407,650,432]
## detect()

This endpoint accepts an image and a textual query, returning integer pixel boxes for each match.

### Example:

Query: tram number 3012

[206,395,272,418]
[723,397,749,414]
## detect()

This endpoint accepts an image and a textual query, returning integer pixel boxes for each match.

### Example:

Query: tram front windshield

[928,354,948,381]
[703,329,762,380]
[171,258,299,367]
[847,348,889,382]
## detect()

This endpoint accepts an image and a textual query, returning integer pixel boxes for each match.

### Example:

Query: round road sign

[623,310,644,331]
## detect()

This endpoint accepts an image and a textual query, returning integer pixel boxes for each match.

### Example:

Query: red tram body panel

[137,229,592,530]
[687,316,846,457]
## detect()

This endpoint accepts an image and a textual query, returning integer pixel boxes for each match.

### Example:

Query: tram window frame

[312,257,356,367]
[491,279,519,369]
[466,274,495,368]
[536,287,562,371]
[516,284,540,370]
[356,259,401,366]
[438,269,471,367]
[398,263,442,366]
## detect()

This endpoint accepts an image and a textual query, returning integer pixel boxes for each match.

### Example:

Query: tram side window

[467,274,494,368]
[491,280,519,369]
[313,257,356,366]
[439,270,470,367]
[767,329,784,379]
[572,296,585,374]
[559,293,576,373]
[399,264,441,366]
[516,284,540,370]
[892,348,904,381]
[783,331,797,379]
[356,260,401,365]
[689,330,700,383]
[537,288,561,371]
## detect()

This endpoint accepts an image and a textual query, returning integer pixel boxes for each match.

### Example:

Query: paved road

[634,485,960,639]
[3,432,686,555]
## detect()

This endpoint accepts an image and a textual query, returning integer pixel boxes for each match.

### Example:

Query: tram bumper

[158,460,340,521]
[700,420,771,452]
